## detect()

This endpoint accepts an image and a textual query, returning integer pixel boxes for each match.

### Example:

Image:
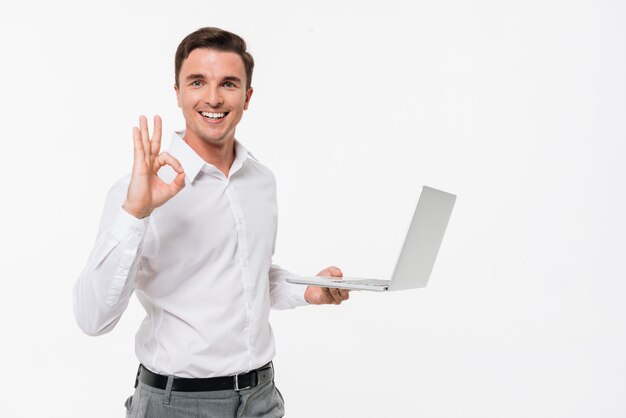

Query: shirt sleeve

[73,179,149,336]
[269,263,309,309]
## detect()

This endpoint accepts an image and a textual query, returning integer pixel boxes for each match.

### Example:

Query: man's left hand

[304,266,351,305]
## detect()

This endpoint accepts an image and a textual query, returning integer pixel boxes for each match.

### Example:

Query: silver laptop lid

[387,186,456,291]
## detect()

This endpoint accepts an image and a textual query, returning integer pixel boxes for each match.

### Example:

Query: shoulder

[241,150,277,188]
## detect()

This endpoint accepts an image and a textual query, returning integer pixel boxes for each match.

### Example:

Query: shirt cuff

[283,273,310,307]
[110,207,149,244]
[293,282,309,306]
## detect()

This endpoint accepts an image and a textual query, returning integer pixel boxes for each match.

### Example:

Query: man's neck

[183,133,236,177]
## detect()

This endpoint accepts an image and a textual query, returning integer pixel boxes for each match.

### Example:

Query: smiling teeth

[201,112,226,119]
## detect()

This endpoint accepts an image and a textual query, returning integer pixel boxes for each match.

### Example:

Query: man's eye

[223,82,236,88]
[191,80,203,87]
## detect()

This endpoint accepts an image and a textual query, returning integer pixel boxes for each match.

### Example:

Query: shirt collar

[167,131,256,183]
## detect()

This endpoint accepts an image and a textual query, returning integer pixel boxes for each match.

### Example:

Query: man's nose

[204,88,223,107]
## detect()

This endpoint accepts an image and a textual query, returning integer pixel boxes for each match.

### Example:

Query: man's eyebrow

[222,76,243,84]
[185,73,206,81]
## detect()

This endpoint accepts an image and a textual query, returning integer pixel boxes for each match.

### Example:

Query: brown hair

[175,27,254,90]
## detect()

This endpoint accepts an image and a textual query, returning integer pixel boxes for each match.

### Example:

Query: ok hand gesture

[122,115,186,219]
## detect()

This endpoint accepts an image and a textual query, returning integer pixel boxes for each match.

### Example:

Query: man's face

[175,48,252,146]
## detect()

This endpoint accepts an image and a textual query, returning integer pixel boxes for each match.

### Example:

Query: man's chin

[186,127,228,145]
[196,133,233,147]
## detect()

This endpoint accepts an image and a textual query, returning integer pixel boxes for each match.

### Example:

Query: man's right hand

[122,115,186,219]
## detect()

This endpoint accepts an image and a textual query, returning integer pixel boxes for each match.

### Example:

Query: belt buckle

[234,373,252,391]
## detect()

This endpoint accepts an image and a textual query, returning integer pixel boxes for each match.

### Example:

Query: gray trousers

[124,376,285,417]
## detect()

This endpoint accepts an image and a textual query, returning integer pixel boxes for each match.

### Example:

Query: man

[73,27,349,417]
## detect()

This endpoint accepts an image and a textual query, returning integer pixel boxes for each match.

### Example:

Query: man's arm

[268,264,309,309]
[267,167,349,308]
[73,181,148,335]
[269,263,350,308]
[73,115,185,335]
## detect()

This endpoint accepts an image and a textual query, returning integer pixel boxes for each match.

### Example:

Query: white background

[1,0,625,417]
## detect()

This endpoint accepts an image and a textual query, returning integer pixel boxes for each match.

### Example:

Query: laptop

[286,186,456,291]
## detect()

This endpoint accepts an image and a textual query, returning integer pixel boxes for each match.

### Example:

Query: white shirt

[73,132,308,378]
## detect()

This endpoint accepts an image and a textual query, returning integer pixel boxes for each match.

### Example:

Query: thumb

[329,266,343,277]
[171,172,186,193]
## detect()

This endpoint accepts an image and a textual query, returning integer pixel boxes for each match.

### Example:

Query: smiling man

[73,27,349,418]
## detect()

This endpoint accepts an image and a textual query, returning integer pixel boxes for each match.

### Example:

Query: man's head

[174,27,254,148]
[175,27,254,90]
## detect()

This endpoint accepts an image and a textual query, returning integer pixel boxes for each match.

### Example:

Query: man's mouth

[200,111,229,120]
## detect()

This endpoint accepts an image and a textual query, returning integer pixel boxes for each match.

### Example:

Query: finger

[328,266,343,277]
[155,152,184,173]
[333,288,344,304]
[153,153,186,195]
[132,126,145,162]
[150,115,162,156]
[329,288,343,304]
[171,172,186,192]
[139,115,151,160]
[338,289,350,300]
[316,266,343,277]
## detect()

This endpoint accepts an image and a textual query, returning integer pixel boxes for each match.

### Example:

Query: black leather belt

[135,362,274,392]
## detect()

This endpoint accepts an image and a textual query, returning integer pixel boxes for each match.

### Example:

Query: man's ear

[243,87,253,110]
[174,84,182,108]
